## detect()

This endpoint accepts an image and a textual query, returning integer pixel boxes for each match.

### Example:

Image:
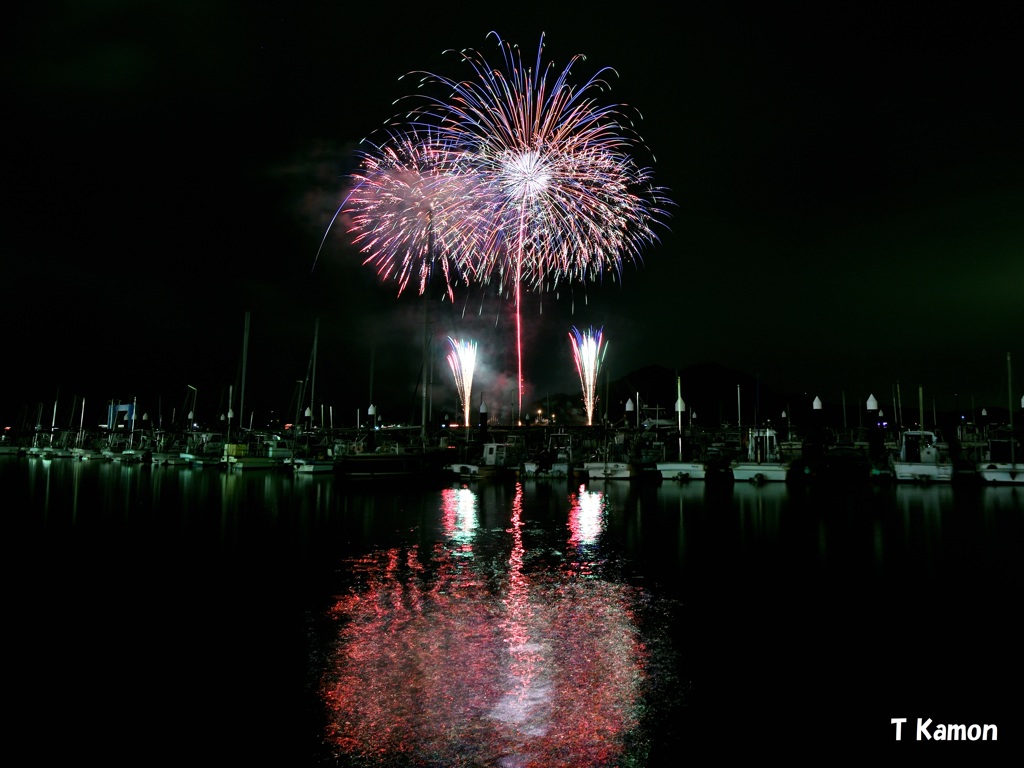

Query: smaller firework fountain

[569,326,607,427]
[447,337,479,429]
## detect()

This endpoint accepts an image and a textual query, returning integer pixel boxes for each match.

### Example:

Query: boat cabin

[744,427,782,463]
[898,430,947,463]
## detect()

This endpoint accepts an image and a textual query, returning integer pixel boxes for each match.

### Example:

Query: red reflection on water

[321,483,645,766]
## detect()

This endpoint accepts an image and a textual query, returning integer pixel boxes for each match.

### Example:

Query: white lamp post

[675,391,685,461]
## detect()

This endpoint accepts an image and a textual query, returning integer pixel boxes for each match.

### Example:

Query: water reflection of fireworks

[320,484,650,766]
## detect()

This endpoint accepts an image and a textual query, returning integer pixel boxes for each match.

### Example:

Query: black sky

[5,2,1023,431]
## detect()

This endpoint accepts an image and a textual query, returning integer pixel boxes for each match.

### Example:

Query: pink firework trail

[570,325,607,426]
[446,337,478,428]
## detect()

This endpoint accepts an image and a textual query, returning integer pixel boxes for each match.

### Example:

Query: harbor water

[7,456,1022,763]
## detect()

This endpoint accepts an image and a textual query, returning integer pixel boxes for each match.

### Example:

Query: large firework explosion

[337,32,671,421]
[332,128,491,303]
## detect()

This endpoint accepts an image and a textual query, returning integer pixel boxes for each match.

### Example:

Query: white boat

[117,448,151,463]
[974,428,1024,481]
[582,459,634,481]
[655,460,707,482]
[890,429,954,483]
[730,427,791,483]
[977,460,1024,484]
[38,445,75,460]
[292,457,335,474]
[976,429,1023,484]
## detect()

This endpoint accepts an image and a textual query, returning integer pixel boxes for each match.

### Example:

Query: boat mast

[1008,352,1015,465]
[77,397,86,448]
[239,311,250,434]
[310,318,318,427]
[918,386,924,431]
[50,394,58,445]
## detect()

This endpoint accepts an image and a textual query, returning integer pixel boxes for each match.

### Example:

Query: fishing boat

[730,427,791,483]
[521,430,582,479]
[890,428,954,483]
[446,437,527,482]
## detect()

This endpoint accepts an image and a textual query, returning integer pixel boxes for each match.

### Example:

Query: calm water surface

[7,456,1021,763]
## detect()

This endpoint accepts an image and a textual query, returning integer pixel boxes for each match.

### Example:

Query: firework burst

[570,326,607,426]
[407,33,671,417]
[334,129,491,302]
[334,33,670,420]
[446,337,478,428]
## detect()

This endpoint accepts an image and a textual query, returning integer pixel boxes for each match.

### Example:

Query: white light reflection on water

[320,480,650,767]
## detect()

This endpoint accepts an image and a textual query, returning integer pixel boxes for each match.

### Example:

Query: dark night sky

[5,1,1023,431]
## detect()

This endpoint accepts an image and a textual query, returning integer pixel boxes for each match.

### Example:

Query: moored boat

[730,427,791,483]
[293,457,336,474]
[975,427,1023,484]
[445,438,526,482]
[226,434,294,471]
[890,428,954,483]
[975,353,1023,484]
[655,460,707,482]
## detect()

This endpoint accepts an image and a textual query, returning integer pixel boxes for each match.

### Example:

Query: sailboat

[976,353,1023,484]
